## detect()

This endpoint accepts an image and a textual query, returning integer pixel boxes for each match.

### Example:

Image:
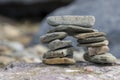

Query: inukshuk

[40,16,117,65]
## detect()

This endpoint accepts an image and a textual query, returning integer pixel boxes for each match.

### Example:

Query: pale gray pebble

[40,32,67,43]
[47,16,95,27]
[48,39,72,50]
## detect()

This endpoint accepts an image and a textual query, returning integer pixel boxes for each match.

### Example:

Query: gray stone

[40,32,67,43]
[48,25,95,35]
[74,32,106,39]
[88,46,110,56]
[78,40,109,47]
[48,39,72,50]
[43,48,73,59]
[31,0,120,57]
[47,16,95,27]
[84,53,117,64]
[78,36,106,44]
[43,57,75,65]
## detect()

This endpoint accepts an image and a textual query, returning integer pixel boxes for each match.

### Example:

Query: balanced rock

[48,25,95,35]
[78,40,109,47]
[47,16,95,27]
[77,36,106,44]
[74,32,106,39]
[43,57,75,65]
[88,46,110,56]
[84,53,117,64]
[40,32,67,43]
[43,48,73,59]
[48,39,72,50]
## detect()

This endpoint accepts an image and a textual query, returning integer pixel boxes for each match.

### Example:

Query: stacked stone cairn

[40,16,117,65]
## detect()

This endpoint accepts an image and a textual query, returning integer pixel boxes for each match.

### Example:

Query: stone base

[42,57,75,65]
[84,53,117,64]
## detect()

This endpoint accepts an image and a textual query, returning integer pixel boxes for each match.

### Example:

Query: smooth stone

[77,36,106,44]
[43,48,73,59]
[40,32,67,43]
[74,32,106,39]
[48,39,72,50]
[47,16,95,27]
[84,53,117,64]
[78,40,109,47]
[42,57,75,64]
[48,25,95,35]
[88,46,110,56]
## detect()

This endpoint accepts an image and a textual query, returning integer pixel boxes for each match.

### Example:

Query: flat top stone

[47,16,95,27]
[40,32,67,43]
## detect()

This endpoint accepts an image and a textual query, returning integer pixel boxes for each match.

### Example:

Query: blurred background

[0,0,120,67]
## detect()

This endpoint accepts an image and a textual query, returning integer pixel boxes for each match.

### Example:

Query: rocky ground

[0,61,120,80]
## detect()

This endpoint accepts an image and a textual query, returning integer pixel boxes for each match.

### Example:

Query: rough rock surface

[47,16,95,27]
[0,61,120,80]
[31,0,120,58]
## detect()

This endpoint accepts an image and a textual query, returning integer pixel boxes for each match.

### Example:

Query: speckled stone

[48,39,72,50]
[47,16,95,27]
[40,32,67,43]
[84,53,117,64]
[43,48,73,59]
[43,57,75,65]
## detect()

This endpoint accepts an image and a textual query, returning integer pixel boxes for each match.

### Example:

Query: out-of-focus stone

[47,16,95,27]
[88,46,110,56]
[43,57,75,65]
[0,56,16,65]
[40,32,67,43]
[48,39,72,50]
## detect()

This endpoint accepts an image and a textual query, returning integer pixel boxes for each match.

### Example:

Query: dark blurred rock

[0,0,74,20]
[31,0,120,58]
